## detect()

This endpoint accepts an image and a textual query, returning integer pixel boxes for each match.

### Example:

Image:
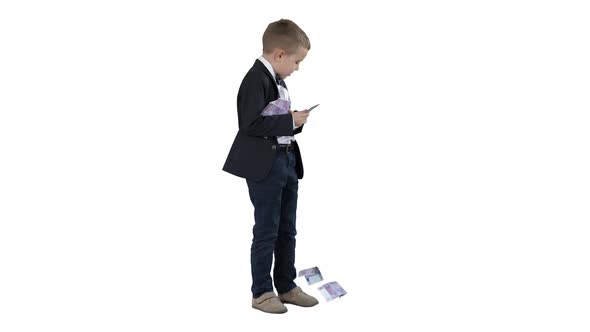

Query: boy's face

[273,46,308,79]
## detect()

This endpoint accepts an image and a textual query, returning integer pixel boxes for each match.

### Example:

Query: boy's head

[262,19,310,79]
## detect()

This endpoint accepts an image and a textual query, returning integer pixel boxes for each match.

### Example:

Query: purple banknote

[298,266,323,285]
[318,281,347,301]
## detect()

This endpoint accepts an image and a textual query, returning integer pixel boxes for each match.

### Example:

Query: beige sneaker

[252,292,288,314]
[279,286,319,307]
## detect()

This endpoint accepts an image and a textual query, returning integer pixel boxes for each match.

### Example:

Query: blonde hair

[262,19,310,54]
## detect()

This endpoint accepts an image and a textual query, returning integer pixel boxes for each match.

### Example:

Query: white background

[1,0,589,331]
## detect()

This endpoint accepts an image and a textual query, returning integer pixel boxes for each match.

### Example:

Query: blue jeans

[246,149,298,298]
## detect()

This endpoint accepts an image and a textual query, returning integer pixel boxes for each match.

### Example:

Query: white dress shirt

[258,56,295,145]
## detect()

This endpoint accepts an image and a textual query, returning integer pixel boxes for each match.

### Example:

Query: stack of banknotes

[261,98,290,116]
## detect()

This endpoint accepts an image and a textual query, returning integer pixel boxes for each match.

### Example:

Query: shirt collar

[258,55,278,83]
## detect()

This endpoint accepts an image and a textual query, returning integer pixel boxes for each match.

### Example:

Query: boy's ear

[275,48,286,61]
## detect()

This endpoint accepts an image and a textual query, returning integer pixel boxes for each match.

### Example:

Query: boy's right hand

[291,110,310,128]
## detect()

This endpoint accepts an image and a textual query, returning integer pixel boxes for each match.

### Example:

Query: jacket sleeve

[237,71,295,137]
[294,124,303,135]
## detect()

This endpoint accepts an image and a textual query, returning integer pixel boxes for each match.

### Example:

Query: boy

[223,19,318,314]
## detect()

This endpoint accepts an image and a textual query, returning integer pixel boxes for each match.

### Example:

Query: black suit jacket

[223,59,304,180]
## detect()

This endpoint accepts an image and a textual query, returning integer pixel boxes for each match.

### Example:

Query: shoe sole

[252,304,288,314]
[279,299,319,307]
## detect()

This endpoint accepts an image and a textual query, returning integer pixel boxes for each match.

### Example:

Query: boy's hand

[290,109,309,127]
